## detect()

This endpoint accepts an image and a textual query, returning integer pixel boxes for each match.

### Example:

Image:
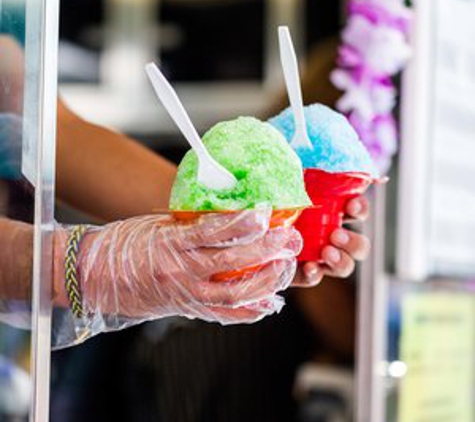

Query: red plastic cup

[173,209,302,281]
[295,169,374,262]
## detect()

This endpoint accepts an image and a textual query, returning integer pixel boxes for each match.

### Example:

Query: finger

[345,196,369,222]
[190,227,302,277]
[244,295,286,314]
[153,228,300,286]
[330,229,370,261]
[206,297,285,325]
[205,306,266,324]
[291,262,325,288]
[168,209,272,250]
[191,259,296,307]
[320,246,355,279]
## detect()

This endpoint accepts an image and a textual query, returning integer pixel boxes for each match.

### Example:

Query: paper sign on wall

[398,292,475,422]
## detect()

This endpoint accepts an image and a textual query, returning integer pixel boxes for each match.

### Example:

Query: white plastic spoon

[278,26,313,150]
[145,62,237,190]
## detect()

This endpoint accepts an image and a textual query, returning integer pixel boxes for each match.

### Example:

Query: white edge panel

[396,0,434,282]
[356,185,389,422]
[29,0,59,421]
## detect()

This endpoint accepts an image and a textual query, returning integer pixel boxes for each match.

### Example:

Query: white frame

[356,186,389,422]
[396,0,434,282]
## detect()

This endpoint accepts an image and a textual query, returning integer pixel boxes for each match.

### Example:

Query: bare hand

[292,195,371,287]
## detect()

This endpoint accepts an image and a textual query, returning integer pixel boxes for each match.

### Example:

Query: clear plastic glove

[0,113,22,180]
[53,210,302,348]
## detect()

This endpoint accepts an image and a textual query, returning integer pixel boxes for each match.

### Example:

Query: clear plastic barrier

[0,0,58,421]
[0,3,35,420]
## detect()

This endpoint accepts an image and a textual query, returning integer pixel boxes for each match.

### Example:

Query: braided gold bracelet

[64,225,87,319]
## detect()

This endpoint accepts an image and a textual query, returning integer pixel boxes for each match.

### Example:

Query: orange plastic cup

[173,209,302,281]
[295,169,374,262]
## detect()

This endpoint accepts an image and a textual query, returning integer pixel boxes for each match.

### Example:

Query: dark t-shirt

[50,298,316,422]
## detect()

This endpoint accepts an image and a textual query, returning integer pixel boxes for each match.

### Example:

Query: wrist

[53,225,97,313]
[52,226,69,308]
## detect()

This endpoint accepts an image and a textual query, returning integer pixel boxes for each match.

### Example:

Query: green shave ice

[170,117,311,211]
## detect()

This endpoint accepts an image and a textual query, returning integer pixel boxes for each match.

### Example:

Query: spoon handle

[145,63,211,160]
[278,26,308,134]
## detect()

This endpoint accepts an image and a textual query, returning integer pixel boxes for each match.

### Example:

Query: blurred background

[2,0,475,421]
[58,0,340,149]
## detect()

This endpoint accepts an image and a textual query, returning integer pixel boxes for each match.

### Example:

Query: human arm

[56,104,370,282]
[51,209,301,347]
[0,36,24,114]
[0,218,33,303]
[0,211,301,347]
[56,101,177,221]
[1,33,370,289]
[0,35,175,219]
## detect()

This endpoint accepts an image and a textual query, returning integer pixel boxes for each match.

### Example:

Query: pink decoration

[331,0,412,174]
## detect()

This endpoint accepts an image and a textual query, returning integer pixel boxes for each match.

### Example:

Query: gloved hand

[53,209,302,347]
[0,113,22,180]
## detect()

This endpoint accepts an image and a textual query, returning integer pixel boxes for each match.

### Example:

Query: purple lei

[331,0,412,175]
[349,1,411,33]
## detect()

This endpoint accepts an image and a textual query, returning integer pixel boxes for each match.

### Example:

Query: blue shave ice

[269,103,379,177]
